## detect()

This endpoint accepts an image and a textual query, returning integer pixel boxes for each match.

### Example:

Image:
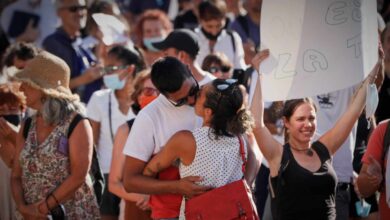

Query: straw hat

[12,51,79,101]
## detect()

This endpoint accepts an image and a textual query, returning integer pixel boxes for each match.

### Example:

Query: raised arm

[250,50,284,176]
[319,49,384,155]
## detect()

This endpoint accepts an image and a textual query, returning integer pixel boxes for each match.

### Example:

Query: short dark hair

[151,56,192,93]
[2,42,39,68]
[198,0,227,21]
[108,45,146,73]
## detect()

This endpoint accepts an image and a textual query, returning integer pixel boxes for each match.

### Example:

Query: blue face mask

[365,83,379,120]
[103,74,125,90]
[143,36,165,52]
[355,199,371,218]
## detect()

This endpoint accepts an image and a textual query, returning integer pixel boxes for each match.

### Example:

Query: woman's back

[179,127,245,188]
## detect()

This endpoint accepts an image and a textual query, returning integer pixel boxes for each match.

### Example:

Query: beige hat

[13,51,79,101]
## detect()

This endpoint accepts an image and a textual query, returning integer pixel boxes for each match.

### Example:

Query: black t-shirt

[271,141,337,220]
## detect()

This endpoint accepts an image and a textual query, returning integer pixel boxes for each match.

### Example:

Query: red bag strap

[238,136,246,173]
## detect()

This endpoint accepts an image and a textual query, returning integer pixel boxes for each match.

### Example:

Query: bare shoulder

[168,130,196,148]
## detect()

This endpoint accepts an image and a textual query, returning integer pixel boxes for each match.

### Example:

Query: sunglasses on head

[101,65,129,75]
[208,66,231,74]
[216,78,237,91]
[166,75,199,107]
[63,5,87,12]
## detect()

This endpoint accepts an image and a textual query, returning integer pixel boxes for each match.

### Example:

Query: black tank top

[270,141,337,220]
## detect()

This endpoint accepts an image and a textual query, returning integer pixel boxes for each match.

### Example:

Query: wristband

[50,192,60,206]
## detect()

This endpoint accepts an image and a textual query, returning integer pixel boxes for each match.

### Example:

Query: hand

[243,40,257,65]
[134,194,150,211]
[177,176,211,199]
[19,200,47,219]
[352,172,362,198]
[84,64,104,82]
[251,49,270,74]
[366,156,383,186]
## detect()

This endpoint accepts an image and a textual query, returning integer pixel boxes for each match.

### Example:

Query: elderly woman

[11,51,100,218]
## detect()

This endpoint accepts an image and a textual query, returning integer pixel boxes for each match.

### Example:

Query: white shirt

[194,28,247,70]
[87,89,136,173]
[0,0,60,47]
[123,94,202,161]
[313,85,357,183]
[198,72,216,86]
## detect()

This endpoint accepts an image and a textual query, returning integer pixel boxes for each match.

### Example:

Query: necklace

[290,145,314,157]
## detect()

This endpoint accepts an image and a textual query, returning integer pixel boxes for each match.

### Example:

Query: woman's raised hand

[251,49,270,74]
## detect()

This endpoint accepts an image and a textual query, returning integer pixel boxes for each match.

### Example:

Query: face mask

[201,27,222,41]
[143,36,165,52]
[365,83,379,120]
[355,199,371,218]
[2,114,21,126]
[103,74,125,90]
[139,95,158,109]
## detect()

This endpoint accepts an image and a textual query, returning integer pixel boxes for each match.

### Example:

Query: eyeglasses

[142,87,159,96]
[208,66,231,74]
[62,5,87,13]
[101,65,128,75]
[166,75,199,107]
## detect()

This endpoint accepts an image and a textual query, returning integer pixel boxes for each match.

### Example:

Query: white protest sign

[92,13,129,46]
[260,0,377,101]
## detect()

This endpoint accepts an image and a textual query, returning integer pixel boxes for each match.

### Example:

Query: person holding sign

[250,48,384,220]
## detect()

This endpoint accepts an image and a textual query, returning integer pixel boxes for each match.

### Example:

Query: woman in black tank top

[250,50,383,220]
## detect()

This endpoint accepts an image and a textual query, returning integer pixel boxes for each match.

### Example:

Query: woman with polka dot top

[142,78,259,219]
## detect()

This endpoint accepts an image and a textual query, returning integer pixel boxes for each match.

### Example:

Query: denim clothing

[43,28,102,103]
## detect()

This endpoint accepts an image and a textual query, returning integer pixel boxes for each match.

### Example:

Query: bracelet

[50,192,60,206]
[45,196,51,211]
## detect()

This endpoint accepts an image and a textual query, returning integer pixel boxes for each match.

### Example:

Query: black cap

[152,29,199,58]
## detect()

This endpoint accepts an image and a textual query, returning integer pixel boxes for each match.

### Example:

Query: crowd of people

[0,0,390,220]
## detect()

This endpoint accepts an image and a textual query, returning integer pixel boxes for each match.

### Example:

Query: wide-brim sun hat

[12,51,79,101]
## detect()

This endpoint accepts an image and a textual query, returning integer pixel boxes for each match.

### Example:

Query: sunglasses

[214,79,238,110]
[166,75,199,107]
[63,5,87,13]
[208,66,231,74]
[142,87,159,96]
[101,65,128,75]
[216,79,238,91]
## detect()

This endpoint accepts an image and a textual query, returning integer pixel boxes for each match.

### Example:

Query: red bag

[185,137,260,220]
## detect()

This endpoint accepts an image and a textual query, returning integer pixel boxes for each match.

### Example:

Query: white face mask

[365,83,379,120]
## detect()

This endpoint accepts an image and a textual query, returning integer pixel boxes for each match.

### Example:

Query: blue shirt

[43,28,102,103]
[229,14,260,48]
